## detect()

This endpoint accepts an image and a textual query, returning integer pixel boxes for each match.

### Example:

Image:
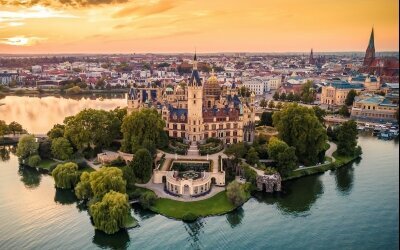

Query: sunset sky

[0,0,398,54]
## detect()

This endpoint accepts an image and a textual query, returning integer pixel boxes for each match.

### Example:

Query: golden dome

[207,69,218,85]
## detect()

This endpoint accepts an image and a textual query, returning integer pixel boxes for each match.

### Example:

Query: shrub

[226,181,247,207]
[52,162,80,189]
[139,192,157,209]
[182,212,198,222]
[28,154,41,167]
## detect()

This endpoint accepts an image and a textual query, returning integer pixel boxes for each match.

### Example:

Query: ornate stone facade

[256,174,282,193]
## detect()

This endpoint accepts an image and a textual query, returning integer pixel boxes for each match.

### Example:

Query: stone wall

[256,173,282,193]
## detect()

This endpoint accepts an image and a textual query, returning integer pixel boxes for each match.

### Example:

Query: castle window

[194,94,196,98]
[194,121,196,125]
[194,100,196,104]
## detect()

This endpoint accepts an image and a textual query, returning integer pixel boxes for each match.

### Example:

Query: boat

[378,130,395,140]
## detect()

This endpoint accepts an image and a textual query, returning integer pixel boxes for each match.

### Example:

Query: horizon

[0,0,399,54]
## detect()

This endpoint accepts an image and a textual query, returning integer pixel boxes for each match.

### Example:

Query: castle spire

[193,49,197,70]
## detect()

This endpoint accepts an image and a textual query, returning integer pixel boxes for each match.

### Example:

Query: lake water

[0,96,398,249]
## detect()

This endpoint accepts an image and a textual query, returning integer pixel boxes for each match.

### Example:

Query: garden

[198,138,223,155]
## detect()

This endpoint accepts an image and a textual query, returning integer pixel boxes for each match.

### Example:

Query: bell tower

[187,51,203,142]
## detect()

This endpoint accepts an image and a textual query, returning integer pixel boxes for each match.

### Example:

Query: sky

[0,0,398,54]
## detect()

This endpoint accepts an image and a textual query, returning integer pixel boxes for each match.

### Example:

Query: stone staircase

[187,143,200,156]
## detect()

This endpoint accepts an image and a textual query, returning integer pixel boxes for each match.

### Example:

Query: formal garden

[198,137,224,155]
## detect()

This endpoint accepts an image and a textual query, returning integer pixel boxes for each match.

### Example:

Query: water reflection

[0,95,126,134]
[18,165,42,189]
[54,188,78,205]
[0,146,11,162]
[226,207,244,228]
[92,229,130,250]
[184,220,204,250]
[254,175,324,215]
[131,204,156,220]
[333,158,360,196]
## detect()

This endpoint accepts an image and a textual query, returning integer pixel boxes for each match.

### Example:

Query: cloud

[0,6,76,22]
[112,0,179,18]
[0,0,129,7]
[0,36,46,46]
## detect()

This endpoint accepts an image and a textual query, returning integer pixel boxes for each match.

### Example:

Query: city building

[351,94,398,123]
[321,80,364,106]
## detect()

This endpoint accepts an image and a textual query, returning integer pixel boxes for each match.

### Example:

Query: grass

[150,191,236,220]
[123,214,139,229]
[36,159,59,171]
[283,150,361,181]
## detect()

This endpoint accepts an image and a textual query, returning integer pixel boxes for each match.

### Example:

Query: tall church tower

[309,48,315,65]
[363,27,375,66]
[187,52,203,142]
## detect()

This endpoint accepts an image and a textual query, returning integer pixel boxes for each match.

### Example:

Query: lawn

[151,191,236,220]
[36,159,59,171]
[123,214,139,229]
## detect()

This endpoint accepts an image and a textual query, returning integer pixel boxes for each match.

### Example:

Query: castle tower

[363,27,375,66]
[187,52,203,142]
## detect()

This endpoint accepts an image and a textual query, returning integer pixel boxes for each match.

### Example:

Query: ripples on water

[0,135,398,249]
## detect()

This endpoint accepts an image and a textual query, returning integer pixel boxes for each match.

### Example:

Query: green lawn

[123,214,139,229]
[36,159,59,171]
[151,191,236,220]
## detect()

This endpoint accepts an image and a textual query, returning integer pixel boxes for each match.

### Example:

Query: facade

[349,74,381,92]
[127,53,256,144]
[351,94,398,123]
[242,77,268,95]
[321,81,364,106]
[267,77,282,90]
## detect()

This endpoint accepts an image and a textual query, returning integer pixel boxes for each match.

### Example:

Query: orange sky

[0,0,398,54]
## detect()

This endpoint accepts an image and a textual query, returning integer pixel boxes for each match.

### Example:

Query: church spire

[363,27,376,67]
[368,27,375,49]
[193,49,198,70]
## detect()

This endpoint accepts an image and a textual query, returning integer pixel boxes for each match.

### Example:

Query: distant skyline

[0,0,398,54]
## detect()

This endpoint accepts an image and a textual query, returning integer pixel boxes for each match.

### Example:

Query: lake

[0,96,398,249]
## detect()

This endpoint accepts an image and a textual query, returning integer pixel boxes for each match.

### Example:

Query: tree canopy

[8,121,24,136]
[337,120,360,157]
[130,148,153,183]
[267,137,297,177]
[0,120,8,138]
[51,137,73,160]
[90,191,131,234]
[52,162,80,189]
[121,108,166,154]
[345,89,357,106]
[312,106,327,125]
[300,81,315,103]
[47,124,65,140]
[273,103,327,165]
[16,134,39,160]
[89,167,126,200]
[259,112,274,126]
[226,181,247,206]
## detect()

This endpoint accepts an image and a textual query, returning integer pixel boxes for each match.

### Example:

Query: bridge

[128,199,139,204]
[0,134,48,145]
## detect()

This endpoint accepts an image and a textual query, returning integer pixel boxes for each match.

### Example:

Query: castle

[127,53,256,145]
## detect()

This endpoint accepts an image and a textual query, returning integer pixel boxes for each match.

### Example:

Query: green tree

[121,108,166,154]
[338,105,350,117]
[28,154,41,167]
[16,134,39,160]
[64,109,120,151]
[268,100,275,109]
[293,93,301,102]
[312,106,327,125]
[8,121,24,136]
[267,137,297,177]
[130,148,153,183]
[89,167,126,199]
[273,103,327,165]
[287,92,294,102]
[139,192,157,209]
[51,137,73,160]
[52,162,80,189]
[47,124,65,140]
[345,89,357,106]
[276,102,283,109]
[90,191,131,234]
[259,98,268,108]
[75,172,93,200]
[246,147,259,165]
[224,142,248,160]
[279,92,286,101]
[300,81,315,103]
[226,181,247,206]
[259,112,274,126]
[337,120,359,156]
[267,137,288,159]
[0,120,8,138]
[273,91,280,101]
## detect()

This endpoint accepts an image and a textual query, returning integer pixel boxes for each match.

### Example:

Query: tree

[16,134,39,160]
[337,120,359,156]
[267,137,297,177]
[89,167,126,199]
[224,142,247,160]
[259,98,268,108]
[338,105,350,117]
[273,103,327,165]
[130,148,153,183]
[64,109,120,151]
[51,137,73,160]
[0,120,8,138]
[226,181,247,206]
[121,108,166,154]
[312,106,327,125]
[287,92,295,102]
[300,81,315,103]
[52,162,80,189]
[139,192,157,209]
[28,154,41,167]
[279,92,286,101]
[345,89,357,106]
[273,92,280,101]
[268,100,275,109]
[276,102,283,109]
[259,112,274,126]
[90,191,131,234]
[75,172,93,200]
[47,124,65,140]
[8,121,23,136]
[246,147,259,165]
[39,139,52,159]
[293,93,301,102]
